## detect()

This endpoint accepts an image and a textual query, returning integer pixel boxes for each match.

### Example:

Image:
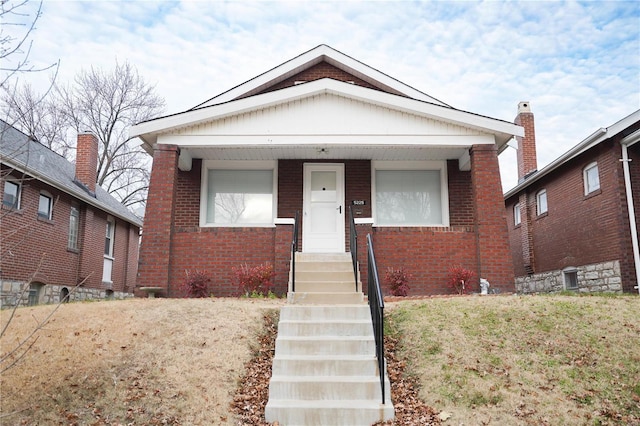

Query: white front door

[303,163,345,253]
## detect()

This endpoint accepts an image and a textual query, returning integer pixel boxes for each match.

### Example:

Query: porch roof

[131,78,523,163]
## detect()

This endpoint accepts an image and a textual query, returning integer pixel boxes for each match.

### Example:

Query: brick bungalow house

[1,120,142,307]
[131,45,522,297]
[505,104,640,294]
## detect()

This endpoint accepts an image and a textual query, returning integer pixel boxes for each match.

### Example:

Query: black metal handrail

[366,233,386,404]
[291,211,299,293]
[349,206,358,292]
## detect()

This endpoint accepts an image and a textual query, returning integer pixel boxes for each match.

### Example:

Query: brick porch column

[136,144,180,297]
[274,220,295,295]
[470,144,515,291]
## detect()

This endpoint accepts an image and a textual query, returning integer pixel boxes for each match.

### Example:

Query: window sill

[67,247,80,254]
[584,188,602,200]
[37,216,54,224]
[104,255,114,261]
[1,204,23,214]
[514,223,521,229]
[536,212,548,220]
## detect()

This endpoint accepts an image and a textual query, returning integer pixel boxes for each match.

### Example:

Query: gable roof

[192,44,451,109]
[131,77,522,150]
[504,109,640,199]
[1,121,142,227]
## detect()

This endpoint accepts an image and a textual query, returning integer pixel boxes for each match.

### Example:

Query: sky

[4,0,640,191]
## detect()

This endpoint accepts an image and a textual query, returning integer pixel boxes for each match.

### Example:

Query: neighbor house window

[536,189,548,215]
[3,180,20,209]
[564,268,578,290]
[583,162,600,195]
[68,205,80,250]
[200,161,276,226]
[514,203,521,226]
[38,192,53,219]
[373,161,449,226]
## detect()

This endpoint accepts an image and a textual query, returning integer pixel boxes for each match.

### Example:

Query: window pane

[586,164,600,193]
[38,194,51,218]
[537,190,547,215]
[514,204,521,225]
[68,207,79,249]
[3,181,19,207]
[207,170,273,224]
[105,220,114,256]
[375,170,441,225]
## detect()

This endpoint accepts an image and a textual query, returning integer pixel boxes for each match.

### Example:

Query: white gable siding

[167,94,486,139]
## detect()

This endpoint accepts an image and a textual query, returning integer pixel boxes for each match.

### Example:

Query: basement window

[563,268,578,290]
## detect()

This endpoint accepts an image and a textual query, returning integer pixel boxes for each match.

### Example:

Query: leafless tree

[54,61,165,210]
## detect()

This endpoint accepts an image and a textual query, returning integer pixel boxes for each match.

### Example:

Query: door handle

[337,205,342,214]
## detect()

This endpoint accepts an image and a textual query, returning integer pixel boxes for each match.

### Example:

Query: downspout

[621,131,640,293]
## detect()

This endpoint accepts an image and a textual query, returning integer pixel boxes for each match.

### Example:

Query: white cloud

[4,0,639,191]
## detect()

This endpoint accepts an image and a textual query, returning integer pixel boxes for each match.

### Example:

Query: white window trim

[514,203,521,226]
[3,179,21,209]
[371,160,450,227]
[199,160,278,227]
[536,189,547,216]
[38,191,53,220]
[583,162,600,195]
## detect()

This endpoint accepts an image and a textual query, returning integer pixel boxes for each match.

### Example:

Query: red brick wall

[136,144,179,295]
[506,135,640,292]
[169,228,276,297]
[470,144,515,290]
[175,159,201,230]
[447,160,474,227]
[256,62,381,97]
[1,167,138,293]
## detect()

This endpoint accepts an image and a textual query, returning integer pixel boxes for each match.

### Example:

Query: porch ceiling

[184,145,468,161]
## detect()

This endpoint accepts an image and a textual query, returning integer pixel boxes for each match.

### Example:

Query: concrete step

[275,336,375,356]
[295,270,355,282]
[264,399,395,425]
[287,291,364,304]
[295,261,355,272]
[278,319,373,336]
[293,280,358,293]
[268,375,391,400]
[295,252,352,262]
[280,305,371,321]
[271,355,379,376]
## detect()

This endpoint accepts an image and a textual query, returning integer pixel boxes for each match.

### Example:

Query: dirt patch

[1,297,284,425]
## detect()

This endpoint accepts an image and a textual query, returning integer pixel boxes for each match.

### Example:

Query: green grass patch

[386,295,640,424]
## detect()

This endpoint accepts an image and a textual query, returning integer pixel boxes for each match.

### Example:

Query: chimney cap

[518,101,532,113]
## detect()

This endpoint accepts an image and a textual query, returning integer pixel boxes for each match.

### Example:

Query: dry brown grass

[1,297,284,425]
[386,294,640,425]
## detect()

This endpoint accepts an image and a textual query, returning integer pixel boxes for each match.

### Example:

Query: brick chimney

[514,101,538,182]
[75,131,98,194]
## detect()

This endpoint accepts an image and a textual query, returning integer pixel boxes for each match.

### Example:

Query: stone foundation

[515,260,623,294]
[0,280,133,309]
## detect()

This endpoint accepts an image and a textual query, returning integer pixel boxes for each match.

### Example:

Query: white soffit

[131,78,522,148]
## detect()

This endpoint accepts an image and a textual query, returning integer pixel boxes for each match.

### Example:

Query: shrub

[447,265,476,295]
[385,267,413,297]
[233,262,275,297]
[180,270,211,298]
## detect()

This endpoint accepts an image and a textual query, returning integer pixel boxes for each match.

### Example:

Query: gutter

[621,129,640,294]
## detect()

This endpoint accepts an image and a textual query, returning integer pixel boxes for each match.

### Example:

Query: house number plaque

[352,200,366,205]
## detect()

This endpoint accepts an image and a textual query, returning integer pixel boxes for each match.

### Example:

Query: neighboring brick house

[131,45,522,297]
[505,104,640,294]
[1,120,142,307]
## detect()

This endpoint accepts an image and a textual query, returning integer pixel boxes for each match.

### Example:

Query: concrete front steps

[287,253,362,305]
[265,253,394,425]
